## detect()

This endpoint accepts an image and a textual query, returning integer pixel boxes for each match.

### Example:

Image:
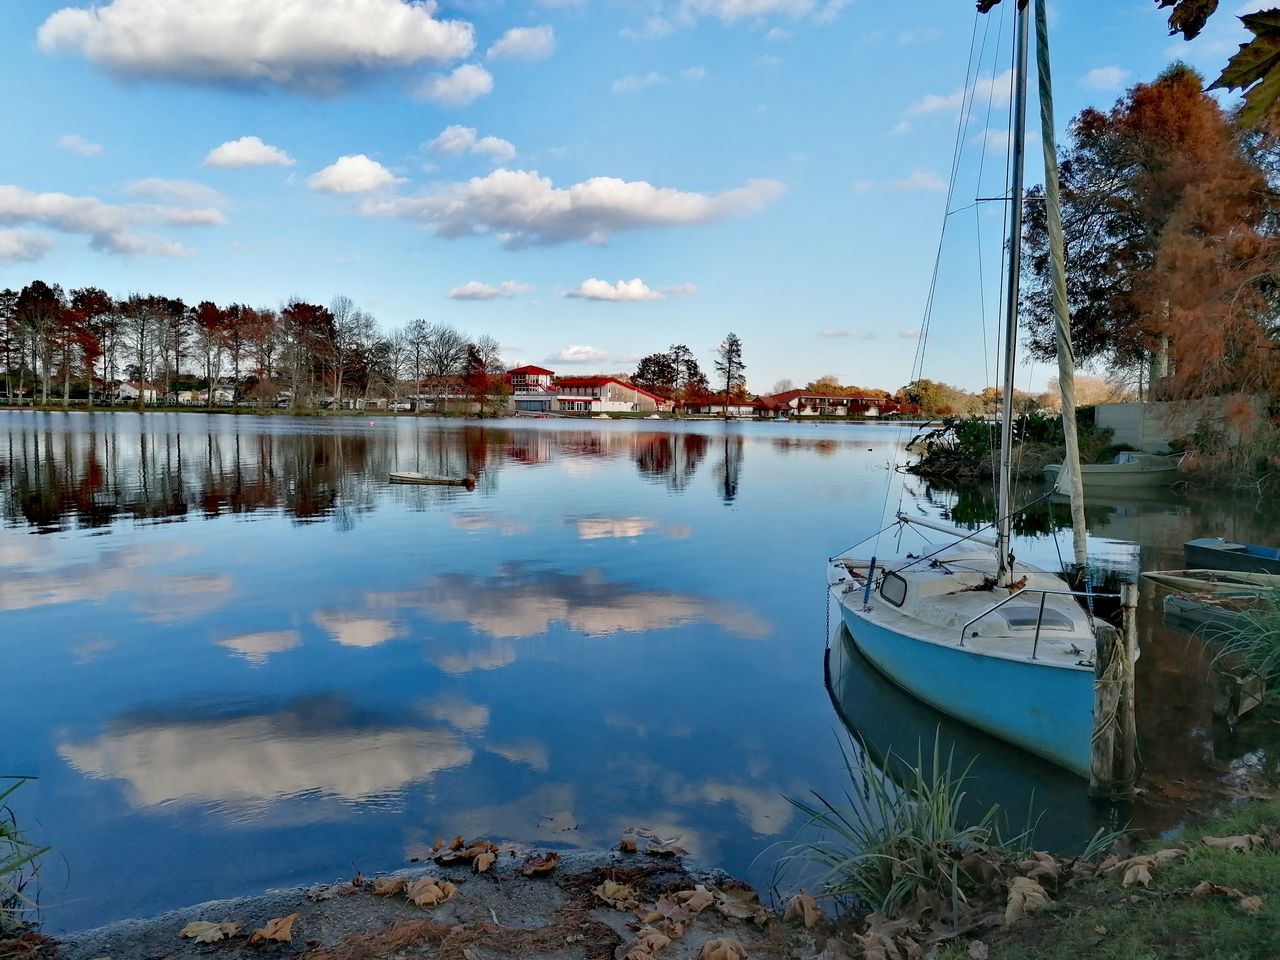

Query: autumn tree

[16,281,64,404]
[1022,64,1280,400]
[633,351,678,397]
[193,301,227,406]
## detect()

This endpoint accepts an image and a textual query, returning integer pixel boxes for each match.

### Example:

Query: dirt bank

[49,848,809,960]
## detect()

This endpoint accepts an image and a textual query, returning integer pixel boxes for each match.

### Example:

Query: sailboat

[828,0,1111,779]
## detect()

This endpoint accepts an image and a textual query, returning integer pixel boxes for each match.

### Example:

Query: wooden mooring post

[1090,582,1138,799]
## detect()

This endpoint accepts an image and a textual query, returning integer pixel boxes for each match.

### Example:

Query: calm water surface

[1,411,1277,931]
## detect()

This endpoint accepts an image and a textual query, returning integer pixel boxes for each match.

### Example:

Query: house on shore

[682,394,762,418]
[117,381,160,404]
[507,365,558,413]
[763,389,897,417]
[555,376,671,414]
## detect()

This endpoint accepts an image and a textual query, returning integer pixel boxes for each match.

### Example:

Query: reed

[0,779,48,932]
[1217,587,1280,695]
[784,734,1117,918]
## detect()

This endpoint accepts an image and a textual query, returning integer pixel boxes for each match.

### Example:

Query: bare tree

[423,322,468,404]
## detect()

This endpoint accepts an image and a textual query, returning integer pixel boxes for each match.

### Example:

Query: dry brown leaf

[712,885,769,925]
[698,938,747,960]
[619,837,638,853]
[1204,835,1266,852]
[967,942,989,960]
[1239,895,1265,915]
[675,887,715,914]
[521,851,559,876]
[432,835,444,852]
[1122,862,1152,888]
[783,892,821,929]
[247,914,299,945]
[856,932,896,960]
[406,876,457,907]
[646,840,689,857]
[450,835,465,851]
[1017,852,1060,883]
[179,920,242,944]
[661,919,687,940]
[371,876,407,896]
[1152,848,1184,864]
[595,880,640,911]
[1005,877,1051,924]
[473,852,496,873]
[635,927,672,952]
[1191,880,1245,900]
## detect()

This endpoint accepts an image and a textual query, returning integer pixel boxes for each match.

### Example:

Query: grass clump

[0,779,48,933]
[1218,587,1280,696]
[783,735,1115,920]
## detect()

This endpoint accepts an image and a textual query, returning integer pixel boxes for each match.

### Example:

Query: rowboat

[1141,568,1280,595]
[389,471,476,487]
[1184,537,1280,576]
[1042,452,1179,491]
[1162,593,1252,634]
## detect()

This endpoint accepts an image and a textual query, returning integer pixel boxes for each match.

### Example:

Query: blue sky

[0,0,1260,392]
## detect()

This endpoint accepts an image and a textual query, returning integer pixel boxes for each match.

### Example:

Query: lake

[1,411,1277,932]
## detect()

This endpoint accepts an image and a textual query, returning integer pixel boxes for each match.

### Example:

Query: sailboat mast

[996,1,1030,586]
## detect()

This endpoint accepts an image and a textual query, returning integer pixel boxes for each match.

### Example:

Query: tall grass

[1217,586,1280,695]
[784,735,1118,918]
[0,778,48,932]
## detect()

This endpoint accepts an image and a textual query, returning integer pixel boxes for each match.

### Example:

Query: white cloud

[216,630,300,665]
[307,155,405,194]
[765,27,791,41]
[427,125,516,161]
[679,0,815,23]
[622,17,675,41]
[535,0,585,6]
[681,66,707,82]
[359,169,784,249]
[1081,66,1130,91]
[613,72,666,93]
[487,26,555,62]
[0,185,220,256]
[447,280,534,300]
[905,68,1014,118]
[37,0,474,91]
[124,178,225,206]
[890,120,911,135]
[57,134,103,156]
[547,345,631,364]
[891,171,945,191]
[899,329,922,339]
[756,54,782,72]
[204,136,294,168]
[415,63,493,106]
[0,230,56,263]
[818,329,876,339]
[565,278,666,302]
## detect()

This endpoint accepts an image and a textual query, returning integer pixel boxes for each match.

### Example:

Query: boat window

[880,572,907,607]
[1000,604,1074,630]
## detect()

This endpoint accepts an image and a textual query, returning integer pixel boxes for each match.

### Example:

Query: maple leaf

[473,851,496,873]
[1210,11,1280,126]
[1203,834,1267,852]
[521,851,559,876]
[619,837,638,853]
[1005,877,1051,924]
[179,920,242,944]
[371,876,407,896]
[698,938,747,960]
[783,892,821,929]
[1158,0,1221,39]
[1239,895,1266,914]
[406,877,457,907]
[247,913,300,945]
[595,879,640,910]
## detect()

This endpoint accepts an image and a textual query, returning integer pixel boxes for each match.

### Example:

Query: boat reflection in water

[824,622,1110,854]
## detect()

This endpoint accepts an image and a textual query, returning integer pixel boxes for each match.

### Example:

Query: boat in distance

[1042,451,1179,490]
[1141,568,1280,595]
[1184,537,1280,576]
[389,471,476,487]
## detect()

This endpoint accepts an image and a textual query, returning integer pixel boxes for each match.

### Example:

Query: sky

[0,0,1264,393]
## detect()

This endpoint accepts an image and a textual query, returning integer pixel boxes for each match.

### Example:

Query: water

[0,411,1276,932]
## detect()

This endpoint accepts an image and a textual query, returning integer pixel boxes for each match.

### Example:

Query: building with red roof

[554,376,671,414]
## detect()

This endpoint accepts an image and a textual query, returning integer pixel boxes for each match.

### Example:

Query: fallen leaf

[473,851,496,873]
[1152,848,1184,864]
[1017,852,1060,883]
[247,914,299,945]
[675,887,715,913]
[1005,877,1051,924]
[179,920,242,944]
[521,852,559,876]
[1204,835,1266,852]
[406,877,457,907]
[432,836,444,852]
[968,942,989,960]
[661,920,687,940]
[634,927,671,952]
[371,876,407,896]
[698,938,746,960]
[783,892,821,929]
[450,835,465,851]
[595,880,640,910]
[1093,926,1108,935]
[713,887,770,926]
[646,840,689,857]
[619,837,638,854]
[1239,895,1265,915]
[1122,863,1152,888]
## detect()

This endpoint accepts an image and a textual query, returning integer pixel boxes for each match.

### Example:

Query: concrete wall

[1095,396,1266,453]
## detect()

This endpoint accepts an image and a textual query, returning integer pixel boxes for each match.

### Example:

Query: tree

[16,281,64,404]
[634,352,678,397]
[771,378,795,394]
[1022,65,1280,400]
[423,322,468,400]
[714,333,747,418]
[193,301,227,406]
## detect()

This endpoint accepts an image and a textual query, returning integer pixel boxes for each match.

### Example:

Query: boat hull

[388,472,472,486]
[1042,463,1178,489]
[836,603,1094,778]
[1184,538,1280,576]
